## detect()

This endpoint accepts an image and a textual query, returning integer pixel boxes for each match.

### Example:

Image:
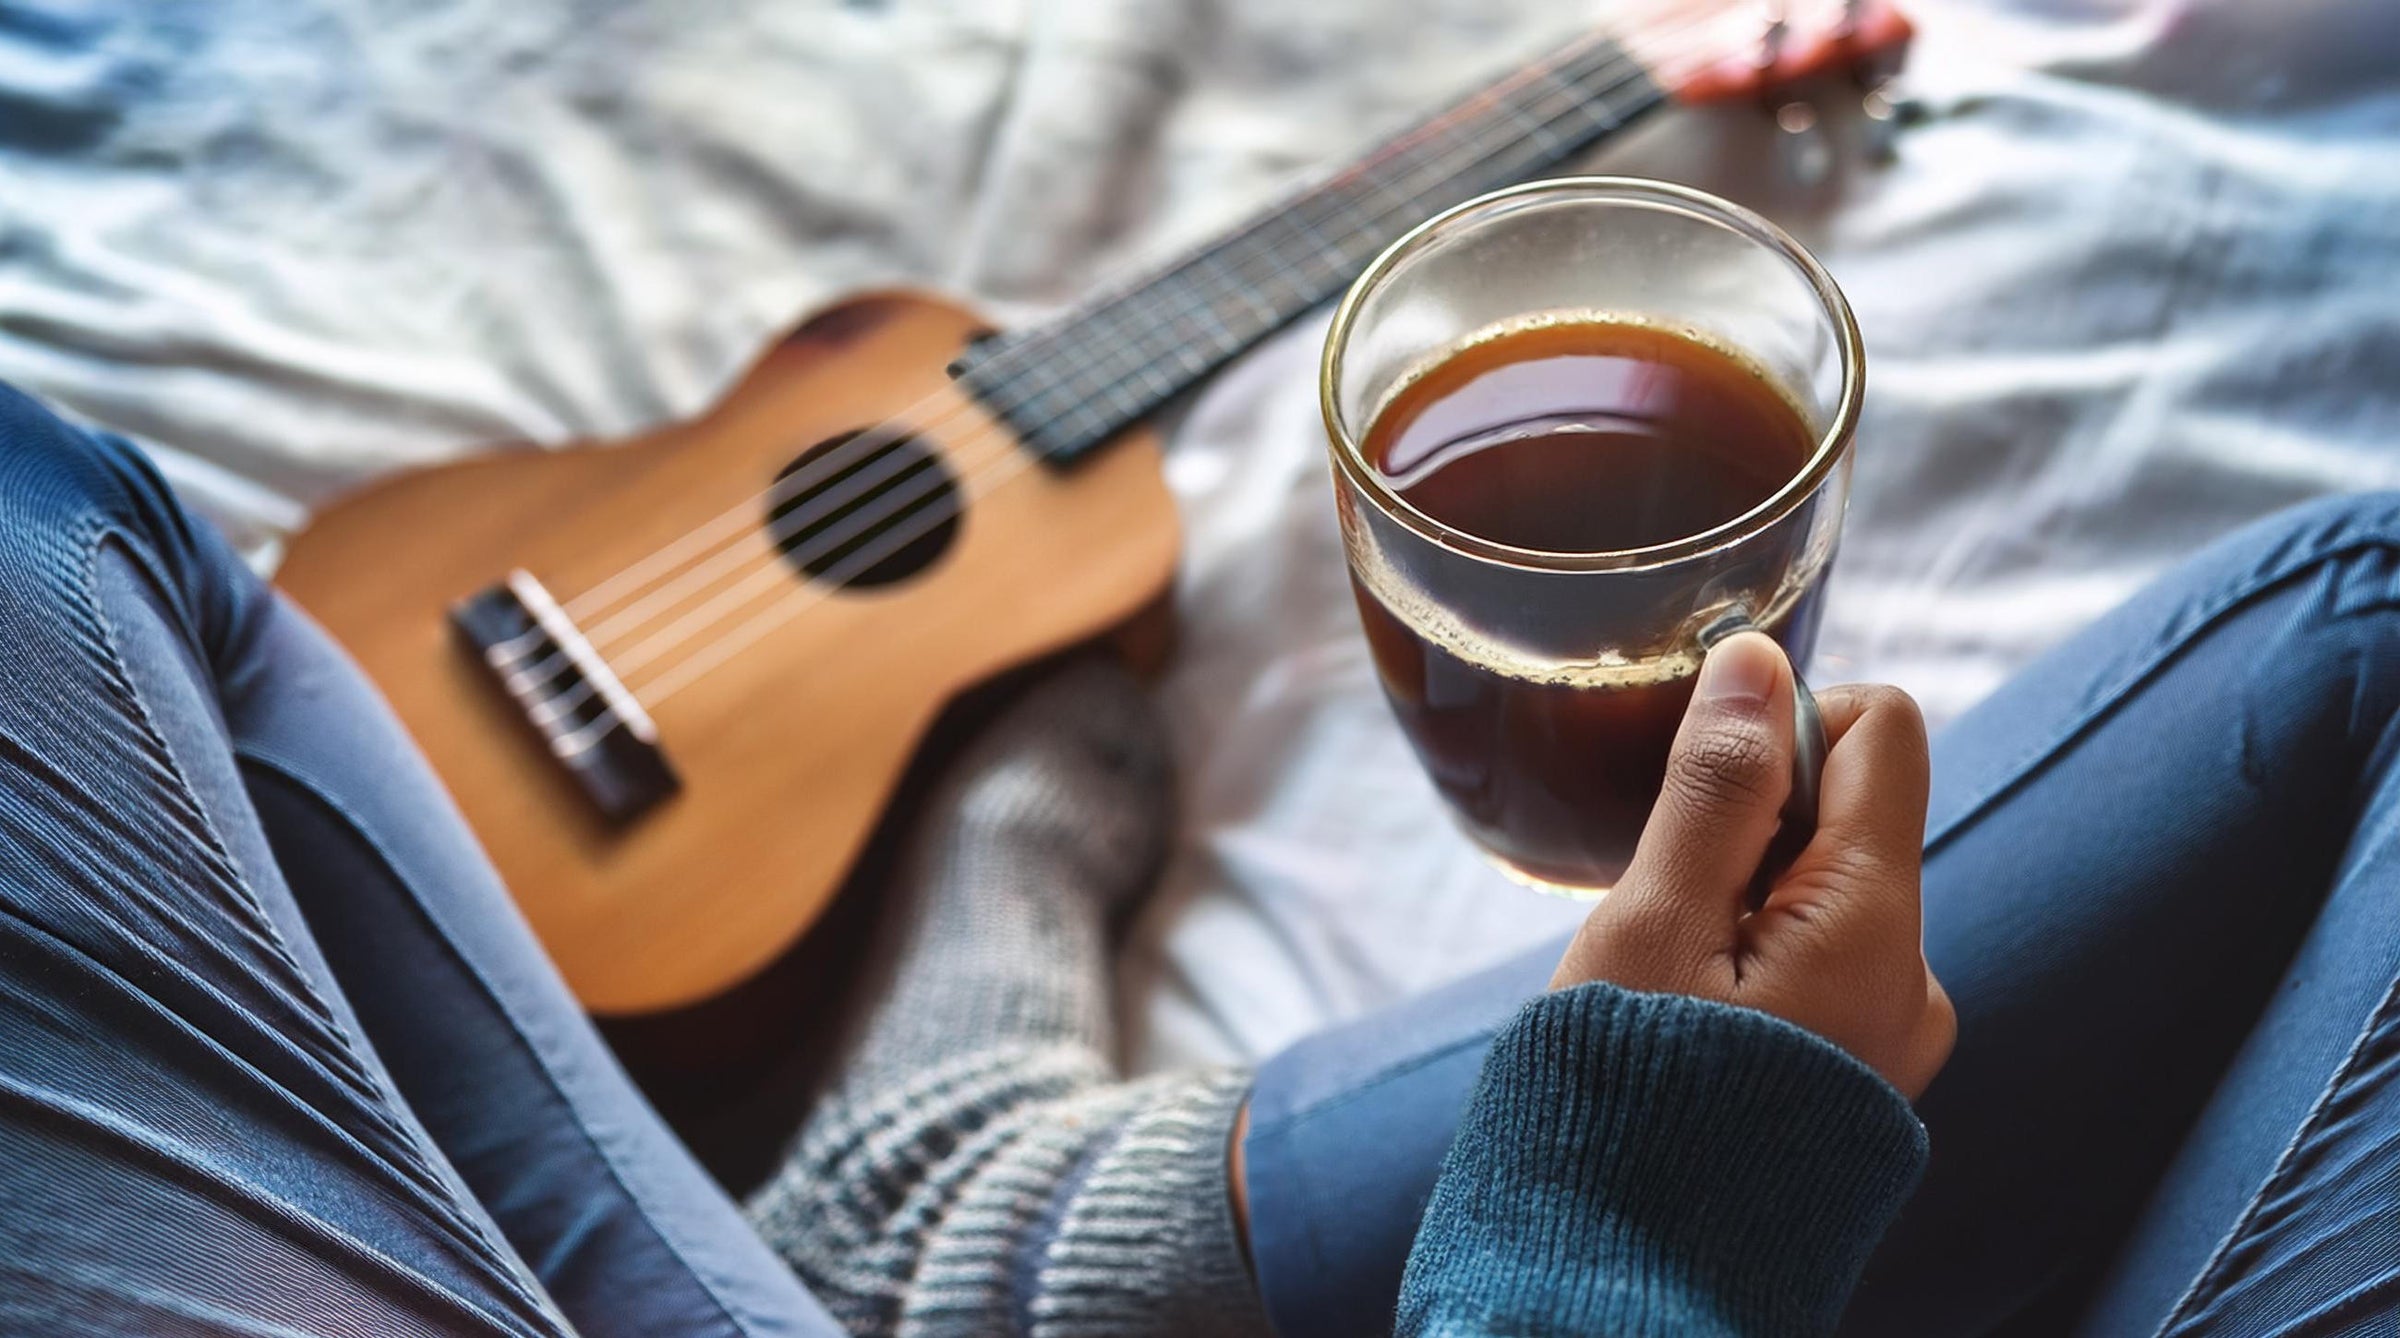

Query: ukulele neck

[950,29,1672,467]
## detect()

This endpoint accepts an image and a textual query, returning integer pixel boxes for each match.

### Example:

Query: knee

[0,386,269,688]
[0,387,258,737]
[2224,491,2400,565]
[2210,493,2400,707]
[0,384,190,577]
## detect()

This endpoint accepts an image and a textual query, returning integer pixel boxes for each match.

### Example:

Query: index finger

[1808,682,1918,750]
[1768,682,1930,913]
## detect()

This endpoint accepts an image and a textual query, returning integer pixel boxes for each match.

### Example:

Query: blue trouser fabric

[1246,492,2400,1337]
[0,387,839,1333]
[8,374,2400,1336]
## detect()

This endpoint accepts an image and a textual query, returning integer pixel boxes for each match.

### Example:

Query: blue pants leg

[0,386,836,1335]
[1245,492,2400,1338]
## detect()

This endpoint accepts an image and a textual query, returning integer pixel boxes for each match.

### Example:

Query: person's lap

[1246,493,2400,1336]
[0,386,835,1334]
[10,368,2400,1336]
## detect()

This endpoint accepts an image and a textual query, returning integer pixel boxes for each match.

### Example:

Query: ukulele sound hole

[771,428,961,589]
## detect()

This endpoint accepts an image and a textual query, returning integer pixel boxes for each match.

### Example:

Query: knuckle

[1811,835,1911,890]
[1855,684,1929,746]
[1884,687,1931,745]
[1845,682,1912,713]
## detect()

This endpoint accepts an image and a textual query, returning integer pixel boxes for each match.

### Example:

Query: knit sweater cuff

[1398,982,1929,1338]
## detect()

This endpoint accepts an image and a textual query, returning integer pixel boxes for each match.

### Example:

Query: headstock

[1614,1,1917,183]
[1661,0,1914,106]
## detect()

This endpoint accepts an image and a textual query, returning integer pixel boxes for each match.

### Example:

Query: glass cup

[1321,176,1861,895]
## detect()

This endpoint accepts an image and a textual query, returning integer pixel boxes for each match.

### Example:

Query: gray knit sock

[745,660,1267,1338]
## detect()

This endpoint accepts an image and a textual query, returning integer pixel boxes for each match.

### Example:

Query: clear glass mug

[1321,177,1862,895]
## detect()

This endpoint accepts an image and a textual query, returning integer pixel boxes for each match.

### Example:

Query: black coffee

[1354,318,1819,887]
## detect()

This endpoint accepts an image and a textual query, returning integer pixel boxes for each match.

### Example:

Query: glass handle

[1697,610,1827,900]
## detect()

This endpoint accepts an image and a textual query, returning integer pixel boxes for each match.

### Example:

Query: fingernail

[1697,632,1779,709]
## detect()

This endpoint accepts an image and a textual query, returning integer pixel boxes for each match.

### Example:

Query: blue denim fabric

[11,366,2400,1336]
[1247,493,2400,1337]
[0,386,837,1333]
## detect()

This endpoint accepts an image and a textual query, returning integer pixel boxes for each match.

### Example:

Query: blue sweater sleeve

[1397,982,1929,1337]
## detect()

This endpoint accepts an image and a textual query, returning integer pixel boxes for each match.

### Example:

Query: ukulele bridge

[451,570,679,824]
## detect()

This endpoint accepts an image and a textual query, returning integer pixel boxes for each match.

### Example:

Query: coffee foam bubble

[1346,530,1818,690]
[1349,540,1706,689]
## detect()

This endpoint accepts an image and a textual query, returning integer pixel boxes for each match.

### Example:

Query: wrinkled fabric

[2,0,2395,1069]
[0,388,837,1335]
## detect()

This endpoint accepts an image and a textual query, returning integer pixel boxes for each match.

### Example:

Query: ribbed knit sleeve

[1397,982,1929,1337]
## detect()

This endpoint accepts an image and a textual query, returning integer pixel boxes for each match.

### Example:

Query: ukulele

[277,0,1913,1015]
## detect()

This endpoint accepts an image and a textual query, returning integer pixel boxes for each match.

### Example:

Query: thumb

[1615,631,1797,935]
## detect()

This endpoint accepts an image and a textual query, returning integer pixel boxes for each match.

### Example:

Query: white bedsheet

[3,0,2396,1072]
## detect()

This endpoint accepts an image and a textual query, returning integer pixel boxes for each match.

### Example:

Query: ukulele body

[276,291,1179,1015]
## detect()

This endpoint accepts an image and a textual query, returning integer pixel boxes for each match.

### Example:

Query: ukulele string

[520,7,1785,743]
[931,0,1793,431]
[527,11,1762,739]
[937,18,1676,427]
[503,22,1679,695]
[580,17,1769,725]
[810,0,1767,435]
[579,35,1692,676]
[511,0,1752,671]
[514,9,1761,704]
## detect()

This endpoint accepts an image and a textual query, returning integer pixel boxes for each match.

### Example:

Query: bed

[4,0,2396,1073]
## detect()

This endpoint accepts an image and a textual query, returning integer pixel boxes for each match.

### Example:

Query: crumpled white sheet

[3,0,2396,1073]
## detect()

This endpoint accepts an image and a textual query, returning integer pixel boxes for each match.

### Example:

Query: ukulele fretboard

[952,30,1669,467]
